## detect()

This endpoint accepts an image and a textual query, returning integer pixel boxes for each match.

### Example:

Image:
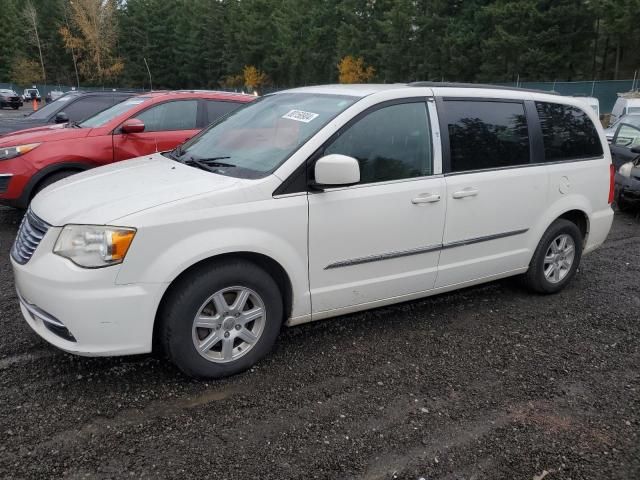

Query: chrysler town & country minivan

[11,83,614,378]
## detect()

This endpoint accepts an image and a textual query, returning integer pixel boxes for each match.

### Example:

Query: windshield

[79,96,151,128]
[174,92,358,177]
[27,94,76,119]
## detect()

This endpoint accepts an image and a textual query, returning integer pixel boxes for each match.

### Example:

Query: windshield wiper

[191,156,235,167]
[172,144,183,159]
[183,157,219,173]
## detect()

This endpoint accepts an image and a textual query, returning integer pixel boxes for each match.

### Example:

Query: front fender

[116,200,310,318]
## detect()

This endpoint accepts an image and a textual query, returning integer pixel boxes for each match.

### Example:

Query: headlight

[53,225,136,268]
[619,162,634,178]
[0,143,40,161]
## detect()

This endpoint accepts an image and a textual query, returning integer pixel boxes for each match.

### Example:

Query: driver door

[112,100,199,161]
[308,99,446,315]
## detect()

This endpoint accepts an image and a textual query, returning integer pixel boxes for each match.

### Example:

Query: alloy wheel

[192,286,266,363]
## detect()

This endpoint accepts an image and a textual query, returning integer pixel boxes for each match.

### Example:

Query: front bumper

[11,227,167,356]
[614,174,640,207]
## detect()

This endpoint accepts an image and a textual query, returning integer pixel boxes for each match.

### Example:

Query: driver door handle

[412,193,441,204]
[452,187,479,199]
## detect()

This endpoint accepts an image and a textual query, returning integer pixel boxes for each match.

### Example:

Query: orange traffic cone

[32,98,38,111]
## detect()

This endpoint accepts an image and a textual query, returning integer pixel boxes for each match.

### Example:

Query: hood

[31,154,243,225]
[3,122,66,136]
[0,125,91,146]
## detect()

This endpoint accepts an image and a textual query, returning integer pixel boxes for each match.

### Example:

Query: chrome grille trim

[10,209,51,265]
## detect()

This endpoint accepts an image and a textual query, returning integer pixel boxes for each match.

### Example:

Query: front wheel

[523,219,583,294]
[159,259,283,378]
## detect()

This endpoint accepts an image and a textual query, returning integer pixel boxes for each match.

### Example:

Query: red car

[0,91,254,208]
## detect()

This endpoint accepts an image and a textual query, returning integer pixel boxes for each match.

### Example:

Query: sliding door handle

[452,187,479,199]
[412,193,441,204]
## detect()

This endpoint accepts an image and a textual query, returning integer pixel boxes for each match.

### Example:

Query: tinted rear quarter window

[535,102,603,162]
[444,100,530,172]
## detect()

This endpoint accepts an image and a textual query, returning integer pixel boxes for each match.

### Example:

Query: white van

[611,94,640,122]
[11,83,614,378]
[580,96,600,117]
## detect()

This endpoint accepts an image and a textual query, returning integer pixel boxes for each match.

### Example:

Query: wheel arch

[19,161,94,208]
[152,251,294,350]
[557,209,589,244]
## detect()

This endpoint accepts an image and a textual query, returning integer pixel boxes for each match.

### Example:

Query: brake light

[608,163,615,204]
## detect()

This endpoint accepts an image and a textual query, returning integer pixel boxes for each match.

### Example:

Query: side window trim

[196,99,208,129]
[438,97,531,175]
[524,99,545,165]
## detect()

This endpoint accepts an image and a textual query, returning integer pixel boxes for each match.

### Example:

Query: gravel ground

[0,206,638,480]
[0,106,30,119]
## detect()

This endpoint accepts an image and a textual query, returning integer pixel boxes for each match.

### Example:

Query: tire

[523,219,583,294]
[159,259,283,379]
[11,106,18,110]
[33,170,78,197]
[615,191,631,212]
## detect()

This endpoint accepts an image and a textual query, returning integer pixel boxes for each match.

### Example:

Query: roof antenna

[143,57,153,91]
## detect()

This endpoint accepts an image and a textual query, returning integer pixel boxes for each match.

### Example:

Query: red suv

[0,91,254,208]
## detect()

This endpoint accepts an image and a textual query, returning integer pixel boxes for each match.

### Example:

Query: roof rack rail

[409,81,560,96]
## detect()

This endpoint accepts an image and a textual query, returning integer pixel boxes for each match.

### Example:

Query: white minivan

[611,94,640,123]
[11,83,614,378]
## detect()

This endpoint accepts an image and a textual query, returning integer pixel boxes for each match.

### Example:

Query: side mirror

[313,154,360,188]
[120,118,145,134]
[630,145,640,154]
[54,111,69,124]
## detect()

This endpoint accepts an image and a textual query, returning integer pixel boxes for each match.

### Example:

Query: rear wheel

[159,259,283,378]
[523,219,583,294]
[11,105,18,110]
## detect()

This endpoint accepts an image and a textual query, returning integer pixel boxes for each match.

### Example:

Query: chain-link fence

[497,79,638,114]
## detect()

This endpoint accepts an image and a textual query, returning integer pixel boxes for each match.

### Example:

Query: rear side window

[444,100,530,172]
[136,100,198,132]
[205,100,243,124]
[535,102,603,161]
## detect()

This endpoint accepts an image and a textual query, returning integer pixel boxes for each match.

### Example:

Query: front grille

[9,96,19,102]
[11,209,51,265]
[0,175,9,193]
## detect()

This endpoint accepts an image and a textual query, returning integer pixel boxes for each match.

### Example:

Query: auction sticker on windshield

[282,110,319,123]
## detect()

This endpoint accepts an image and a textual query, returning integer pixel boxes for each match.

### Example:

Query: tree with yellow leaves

[243,65,269,93]
[337,56,376,84]
[59,0,123,84]
[221,73,245,91]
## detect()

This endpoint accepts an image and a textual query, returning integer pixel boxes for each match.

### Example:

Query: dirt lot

[0,206,638,480]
